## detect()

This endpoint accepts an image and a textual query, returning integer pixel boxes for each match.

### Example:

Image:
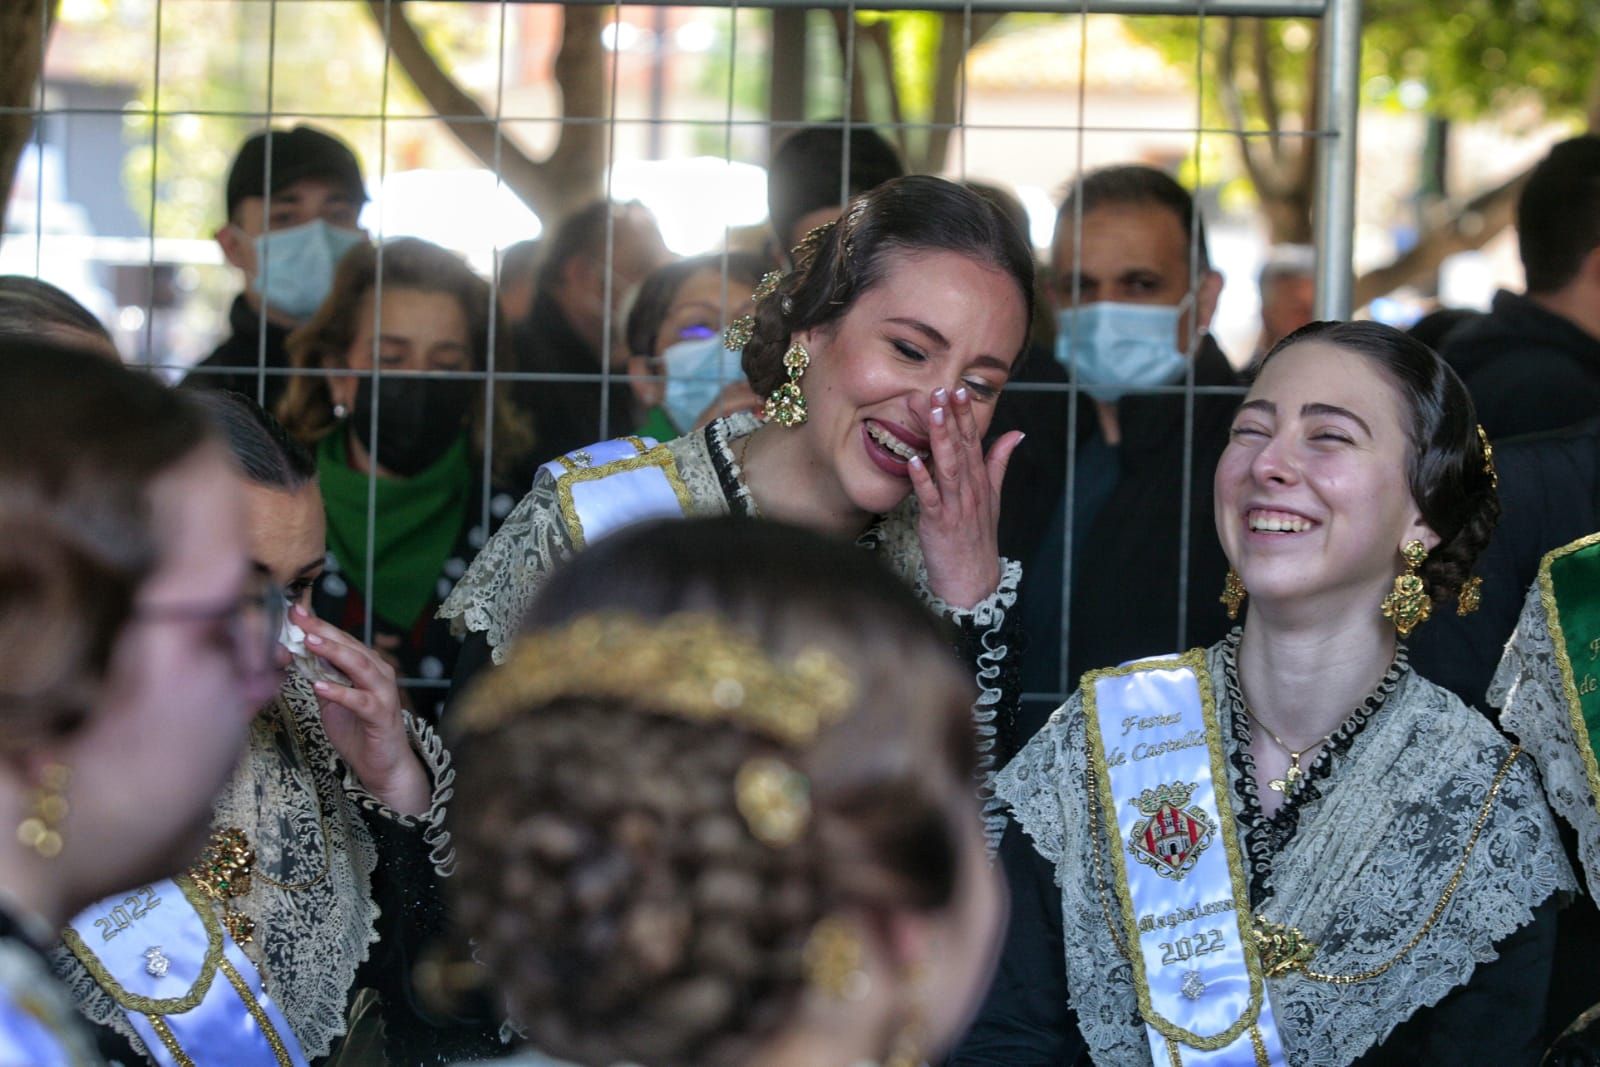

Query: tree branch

[0,0,53,249]
[923,12,1001,172]
[1252,19,1283,165]
[1220,18,1286,201]
[365,0,606,220]
[1352,166,1530,308]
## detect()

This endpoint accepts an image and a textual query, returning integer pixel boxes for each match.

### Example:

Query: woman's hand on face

[909,385,1023,610]
[693,381,764,430]
[291,606,432,816]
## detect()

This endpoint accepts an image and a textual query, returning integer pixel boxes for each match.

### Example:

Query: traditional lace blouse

[52,672,482,1066]
[439,413,1024,838]
[961,632,1576,1066]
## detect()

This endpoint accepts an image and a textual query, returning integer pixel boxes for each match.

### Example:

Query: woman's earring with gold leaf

[1457,575,1483,616]
[765,340,810,428]
[1381,539,1433,636]
[17,763,70,859]
[1220,568,1246,620]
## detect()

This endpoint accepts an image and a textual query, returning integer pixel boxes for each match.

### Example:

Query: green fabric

[1548,539,1600,779]
[635,405,680,443]
[317,429,471,628]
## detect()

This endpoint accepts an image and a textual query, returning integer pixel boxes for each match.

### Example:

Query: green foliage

[1365,0,1599,121]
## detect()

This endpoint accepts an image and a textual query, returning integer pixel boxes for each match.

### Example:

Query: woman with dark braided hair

[959,321,1573,1066]
[441,175,1035,841]
[448,516,1004,1067]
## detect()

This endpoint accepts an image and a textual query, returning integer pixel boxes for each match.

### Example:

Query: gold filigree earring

[1457,575,1483,616]
[1381,539,1433,636]
[1220,568,1246,620]
[803,917,870,1002]
[764,340,810,428]
[17,763,70,859]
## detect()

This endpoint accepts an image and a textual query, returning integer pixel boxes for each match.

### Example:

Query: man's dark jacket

[1442,290,1600,439]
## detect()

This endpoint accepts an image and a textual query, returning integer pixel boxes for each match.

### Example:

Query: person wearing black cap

[765,124,904,263]
[185,124,368,412]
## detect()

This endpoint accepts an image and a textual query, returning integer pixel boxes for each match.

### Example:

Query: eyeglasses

[135,582,286,678]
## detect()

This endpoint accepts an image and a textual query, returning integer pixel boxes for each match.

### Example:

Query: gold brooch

[734,757,812,847]
[189,827,256,944]
[1252,915,1316,978]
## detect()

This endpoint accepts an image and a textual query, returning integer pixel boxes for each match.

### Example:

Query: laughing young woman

[957,321,1573,1066]
[441,175,1034,826]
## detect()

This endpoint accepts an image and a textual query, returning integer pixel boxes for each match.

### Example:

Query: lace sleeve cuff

[343,710,456,878]
[916,558,1023,851]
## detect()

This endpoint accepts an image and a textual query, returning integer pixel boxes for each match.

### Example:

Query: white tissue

[278,616,352,686]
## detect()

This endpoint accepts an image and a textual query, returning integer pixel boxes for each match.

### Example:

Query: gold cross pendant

[1268,762,1303,794]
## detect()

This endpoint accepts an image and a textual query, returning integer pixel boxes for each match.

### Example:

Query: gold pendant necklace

[1242,705,1337,794]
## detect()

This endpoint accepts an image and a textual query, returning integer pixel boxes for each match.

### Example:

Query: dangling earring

[882,961,927,1067]
[803,916,870,1003]
[1457,575,1483,616]
[764,340,809,428]
[1381,539,1433,636]
[17,763,71,859]
[1220,568,1246,620]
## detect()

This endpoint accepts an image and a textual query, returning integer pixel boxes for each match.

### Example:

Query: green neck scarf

[317,429,472,628]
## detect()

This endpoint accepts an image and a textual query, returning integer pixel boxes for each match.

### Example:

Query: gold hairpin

[790,220,838,272]
[724,315,756,350]
[753,270,784,302]
[1477,425,1497,489]
[457,613,856,747]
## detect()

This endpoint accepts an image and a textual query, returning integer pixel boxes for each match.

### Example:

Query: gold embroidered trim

[1295,745,1523,984]
[61,876,223,1014]
[1535,531,1600,820]
[1250,1026,1271,1066]
[1165,1037,1184,1066]
[144,1014,195,1066]
[553,444,694,549]
[220,955,295,1067]
[1082,651,1267,1052]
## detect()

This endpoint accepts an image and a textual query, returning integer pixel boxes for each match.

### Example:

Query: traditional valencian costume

[439,411,1022,836]
[1495,532,1600,897]
[50,672,461,1066]
[987,630,1574,1065]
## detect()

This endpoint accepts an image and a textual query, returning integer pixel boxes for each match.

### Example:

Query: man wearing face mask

[999,165,1239,749]
[185,125,368,413]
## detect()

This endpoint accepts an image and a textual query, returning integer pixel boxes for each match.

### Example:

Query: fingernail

[909,454,924,470]
[955,386,970,403]
[1017,432,1027,444]
[305,633,322,645]
[934,387,948,403]
[313,680,330,692]
[932,407,946,426]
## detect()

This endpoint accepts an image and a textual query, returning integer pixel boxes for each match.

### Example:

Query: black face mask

[349,377,474,477]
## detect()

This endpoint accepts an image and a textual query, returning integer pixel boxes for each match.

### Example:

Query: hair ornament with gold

[1477,424,1498,489]
[458,612,855,747]
[724,270,788,352]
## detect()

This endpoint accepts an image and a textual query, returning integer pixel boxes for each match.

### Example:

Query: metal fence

[9,0,1363,710]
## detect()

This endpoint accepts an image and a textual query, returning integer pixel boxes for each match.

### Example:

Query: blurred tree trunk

[366,0,606,223]
[0,0,55,251]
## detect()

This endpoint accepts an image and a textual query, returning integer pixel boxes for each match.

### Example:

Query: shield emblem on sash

[1127,782,1216,881]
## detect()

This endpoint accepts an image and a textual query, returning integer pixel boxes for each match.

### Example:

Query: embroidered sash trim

[1536,531,1600,818]
[540,437,694,549]
[63,877,306,1066]
[1083,651,1286,1065]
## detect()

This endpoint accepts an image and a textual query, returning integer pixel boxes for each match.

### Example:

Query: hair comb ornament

[1477,425,1497,489]
[724,270,789,352]
[459,613,855,746]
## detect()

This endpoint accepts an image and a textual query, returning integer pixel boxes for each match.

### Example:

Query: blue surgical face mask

[1054,301,1190,403]
[250,219,367,320]
[661,332,746,432]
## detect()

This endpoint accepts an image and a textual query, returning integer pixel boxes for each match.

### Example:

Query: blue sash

[538,436,694,548]
[63,878,306,1066]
